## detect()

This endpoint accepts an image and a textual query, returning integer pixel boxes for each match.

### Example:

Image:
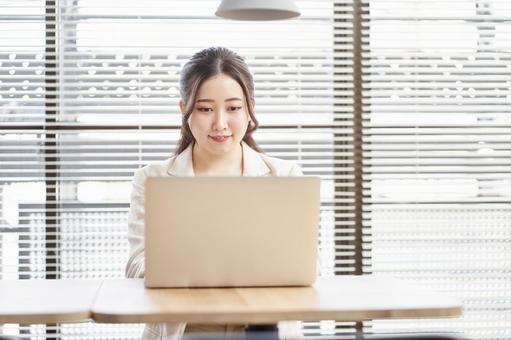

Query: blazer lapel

[166,143,195,176]
[242,141,271,176]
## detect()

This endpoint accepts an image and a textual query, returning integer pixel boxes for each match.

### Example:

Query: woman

[126,47,303,340]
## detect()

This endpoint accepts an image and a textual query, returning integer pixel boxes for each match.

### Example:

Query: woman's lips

[209,135,231,143]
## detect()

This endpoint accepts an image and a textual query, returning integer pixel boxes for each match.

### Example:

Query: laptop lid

[144,177,320,288]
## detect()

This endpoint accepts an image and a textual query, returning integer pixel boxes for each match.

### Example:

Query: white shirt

[125,141,304,340]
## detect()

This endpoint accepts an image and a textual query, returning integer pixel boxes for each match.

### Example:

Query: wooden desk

[0,279,102,323]
[0,276,462,324]
[91,276,463,324]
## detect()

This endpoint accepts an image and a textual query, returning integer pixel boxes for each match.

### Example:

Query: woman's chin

[205,140,239,154]
[208,145,233,154]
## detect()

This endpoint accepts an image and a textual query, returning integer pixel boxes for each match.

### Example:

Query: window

[0,0,336,338]
[360,0,511,338]
[1,0,510,339]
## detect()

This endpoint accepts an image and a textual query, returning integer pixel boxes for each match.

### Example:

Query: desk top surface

[91,276,463,324]
[0,276,462,324]
[0,279,102,323]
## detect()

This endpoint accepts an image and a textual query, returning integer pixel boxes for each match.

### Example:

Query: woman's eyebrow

[196,97,243,103]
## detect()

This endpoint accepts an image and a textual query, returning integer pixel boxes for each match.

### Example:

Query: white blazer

[126,141,303,340]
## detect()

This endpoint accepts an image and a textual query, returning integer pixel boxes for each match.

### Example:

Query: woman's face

[181,74,251,157]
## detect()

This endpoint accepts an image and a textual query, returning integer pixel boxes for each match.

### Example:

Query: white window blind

[0,0,340,338]
[3,0,509,339]
[360,0,511,339]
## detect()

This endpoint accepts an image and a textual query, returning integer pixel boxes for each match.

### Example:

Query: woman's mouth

[209,135,231,143]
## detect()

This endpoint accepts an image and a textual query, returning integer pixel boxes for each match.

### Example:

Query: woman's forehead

[196,74,244,100]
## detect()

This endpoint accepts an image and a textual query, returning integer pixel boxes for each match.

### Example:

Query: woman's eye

[228,106,242,112]
[197,107,213,112]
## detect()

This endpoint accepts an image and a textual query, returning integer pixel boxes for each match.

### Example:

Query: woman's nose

[212,110,228,130]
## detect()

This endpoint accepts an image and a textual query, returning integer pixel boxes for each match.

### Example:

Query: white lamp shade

[215,0,300,21]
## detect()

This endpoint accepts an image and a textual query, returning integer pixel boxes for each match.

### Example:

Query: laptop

[144,176,320,288]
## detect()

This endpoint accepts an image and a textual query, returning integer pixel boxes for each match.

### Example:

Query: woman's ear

[251,98,255,110]
[179,99,186,115]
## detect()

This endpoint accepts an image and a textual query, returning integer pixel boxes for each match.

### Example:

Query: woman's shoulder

[132,157,175,182]
[260,153,303,176]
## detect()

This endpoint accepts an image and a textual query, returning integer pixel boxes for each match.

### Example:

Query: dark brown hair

[175,47,262,155]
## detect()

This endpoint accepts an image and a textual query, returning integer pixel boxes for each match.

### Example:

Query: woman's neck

[192,143,243,176]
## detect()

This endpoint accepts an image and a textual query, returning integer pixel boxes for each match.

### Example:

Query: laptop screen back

[144,177,320,288]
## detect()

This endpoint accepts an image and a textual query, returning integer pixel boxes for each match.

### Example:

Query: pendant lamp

[215,0,300,21]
